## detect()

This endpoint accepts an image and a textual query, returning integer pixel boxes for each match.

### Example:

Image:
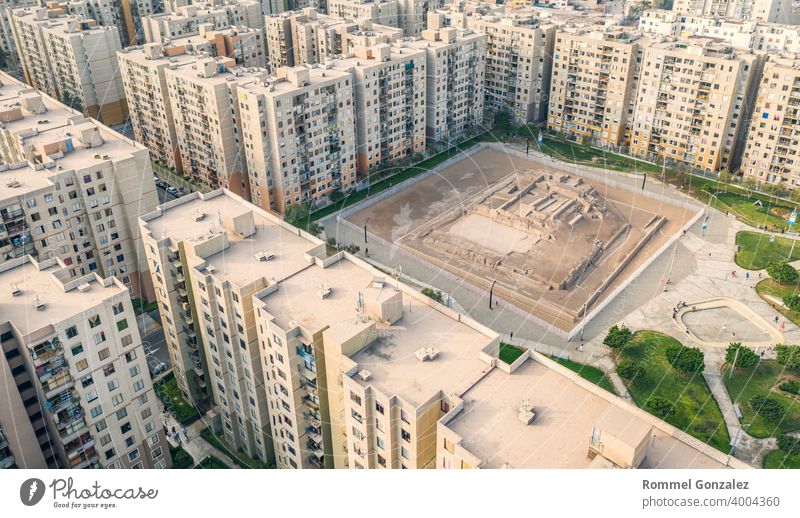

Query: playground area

[346,148,697,332]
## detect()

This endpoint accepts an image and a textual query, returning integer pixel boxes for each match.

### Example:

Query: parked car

[166,187,178,196]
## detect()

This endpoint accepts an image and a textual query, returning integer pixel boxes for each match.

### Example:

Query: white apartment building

[672,0,800,23]
[142,1,263,43]
[0,255,169,469]
[0,71,159,300]
[264,11,292,69]
[330,43,426,176]
[10,7,128,125]
[548,27,646,148]
[406,22,486,147]
[237,65,357,212]
[396,0,445,37]
[629,38,763,173]
[0,0,37,72]
[164,56,264,197]
[741,54,800,188]
[327,0,399,27]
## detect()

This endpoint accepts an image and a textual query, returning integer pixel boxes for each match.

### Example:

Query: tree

[421,288,444,304]
[326,237,337,247]
[767,262,798,284]
[777,434,800,455]
[725,342,759,368]
[776,344,800,369]
[749,395,785,422]
[783,295,800,313]
[603,325,633,350]
[329,189,344,204]
[779,380,800,395]
[307,221,322,237]
[517,124,537,139]
[665,343,705,373]
[284,202,310,226]
[617,360,645,385]
[344,244,360,254]
[645,397,674,419]
[493,110,515,133]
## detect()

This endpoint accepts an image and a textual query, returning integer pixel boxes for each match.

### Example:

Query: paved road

[137,309,172,379]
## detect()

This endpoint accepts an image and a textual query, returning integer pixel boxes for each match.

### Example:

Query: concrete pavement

[163,413,240,469]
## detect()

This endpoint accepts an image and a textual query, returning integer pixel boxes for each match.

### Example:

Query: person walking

[182,427,189,441]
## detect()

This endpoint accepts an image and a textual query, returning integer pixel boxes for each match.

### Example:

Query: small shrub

[776,434,800,455]
[776,344,800,369]
[766,262,798,284]
[604,325,633,350]
[645,397,674,419]
[665,343,705,373]
[725,342,759,368]
[749,395,786,422]
[778,380,800,395]
[782,295,800,313]
[421,288,443,304]
[617,359,645,385]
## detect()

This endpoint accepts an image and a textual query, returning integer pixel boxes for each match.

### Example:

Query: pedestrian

[781,322,785,332]
[758,272,762,279]
[775,316,780,324]
[174,431,181,444]
[171,426,176,435]
[183,427,189,441]
[722,323,727,331]
[672,310,677,320]
[761,350,765,358]
[732,331,736,339]
[746,271,750,280]
[510,332,514,341]
[692,305,697,312]
[579,342,584,352]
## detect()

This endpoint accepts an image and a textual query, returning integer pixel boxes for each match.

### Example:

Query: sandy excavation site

[347,149,697,332]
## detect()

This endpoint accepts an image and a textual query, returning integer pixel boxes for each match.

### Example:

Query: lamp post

[364,218,369,244]
[489,280,497,311]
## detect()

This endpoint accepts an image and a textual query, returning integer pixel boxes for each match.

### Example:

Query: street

[136,308,172,379]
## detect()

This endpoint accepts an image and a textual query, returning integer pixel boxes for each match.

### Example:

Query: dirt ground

[347,149,699,331]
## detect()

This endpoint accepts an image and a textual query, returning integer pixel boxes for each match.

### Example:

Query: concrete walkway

[163,413,240,469]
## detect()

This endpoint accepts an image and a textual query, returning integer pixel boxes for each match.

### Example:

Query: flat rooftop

[238,66,350,97]
[0,258,125,337]
[447,358,731,469]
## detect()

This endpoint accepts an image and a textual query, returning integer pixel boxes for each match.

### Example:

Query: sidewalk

[163,413,240,469]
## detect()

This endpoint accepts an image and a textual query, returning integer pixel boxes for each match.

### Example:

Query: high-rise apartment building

[164,56,264,196]
[629,38,762,173]
[142,1,263,43]
[406,20,486,147]
[330,43,426,176]
[10,7,128,125]
[548,27,646,148]
[396,0,445,37]
[0,71,159,300]
[672,0,800,23]
[741,54,800,188]
[237,64,357,212]
[327,0,399,27]
[0,255,169,469]
[264,11,293,69]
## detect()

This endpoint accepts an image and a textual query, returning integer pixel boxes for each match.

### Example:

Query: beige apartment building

[741,54,800,188]
[397,0,445,37]
[142,1,263,43]
[406,21,486,146]
[0,71,159,300]
[237,65,357,212]
[164,56,264,196]
[330,43,426,176]
[0,255,169,469]
[327,0,399,27]
[672,0,800,23]
[10,7,128,124]
[264,11,293,69]
[548,27,645,148]
[629,38,762,173]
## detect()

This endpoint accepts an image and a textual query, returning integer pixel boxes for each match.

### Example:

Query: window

[375,402,385,415]
[88,315,101,328]
[376,437,385,450]
[107,379,119,391]
[127,448,140,462]
[121,335,133,347]
[112,394,124,406]
[76,359,88,371]
[129,366,140,378]
[66,326,78,339]
[121,422,132,434]
[103,363,115,376]
[116,408,128,420]
[401,429,411,442]
[90,405,103,418]
[133,380,145,392]
[86,390,99,402]
[94,332,106,345]
[98,348,110,361]
[116,319,128,331]
[71,344,84,356]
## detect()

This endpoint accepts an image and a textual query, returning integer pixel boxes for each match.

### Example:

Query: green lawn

[130,298,158,316]
[154,372,200,425]
[498,343,526,365]
[169,445,194,469]
[199,427,272,469]
[762,449,800,469]
[756,278,800,326]
[537,138,662,174]
[550,357,618,395]
[617,331,731,452]
[722,360,800,438]
[711,191,796,231]
[735,231,800,270]
[194,456,229,469]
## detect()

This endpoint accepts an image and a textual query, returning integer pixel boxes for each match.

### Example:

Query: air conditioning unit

[206,265,216,273]
[193,210,205,221]
[77,283,91,292]
[254,250,274,262]
[34,297,45,311]
[5,178,20,188]
[10,284,21,296]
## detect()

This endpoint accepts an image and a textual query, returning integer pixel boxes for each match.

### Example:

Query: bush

[749,395,786,422]
[776,434,800,455]
[725,342,760,368]
[779,380,800,395]
[617,360,645,385]
[665,343,705,373]
[645,397,674,419]
[604,325,633,350]
[782,295,800,313]
[776,344,800,369]
[766,262,799,284]
[421,287,443,304]
[344,244,360,254]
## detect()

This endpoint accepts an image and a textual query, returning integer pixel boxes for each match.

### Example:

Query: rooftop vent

[193,210,205,221]
[518,400,536,425]
[5,177,20,188]
[77,283,91,293]
[10,283,21,296]
[415,346,440,362]
[254,250,274,262]
[371,276,384,289]
[319,283,332,299]
[34,295,45,311]
[357,369,371,381]
[206,265,216,273]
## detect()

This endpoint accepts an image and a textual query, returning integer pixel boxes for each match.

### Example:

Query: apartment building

[264,11,293,69]
[327,0,399,27]
[142,1,263,43]
[58,0,161,46]
[237,65,357,212]
[741,54,800,188]
[396,0,445,37]
[0,0,37,72]
[164,56,264,196]
[0,255,169,469]
[629,38,762,173]
[406,22,486,147]
[330,43,426,176]
[672,0,800,23]
[548,27,645,148]
[0,72,159,300]
[10,7,128,125]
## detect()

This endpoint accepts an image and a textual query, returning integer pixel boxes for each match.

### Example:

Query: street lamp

[364,218,369,244]
[489,280,497,311]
